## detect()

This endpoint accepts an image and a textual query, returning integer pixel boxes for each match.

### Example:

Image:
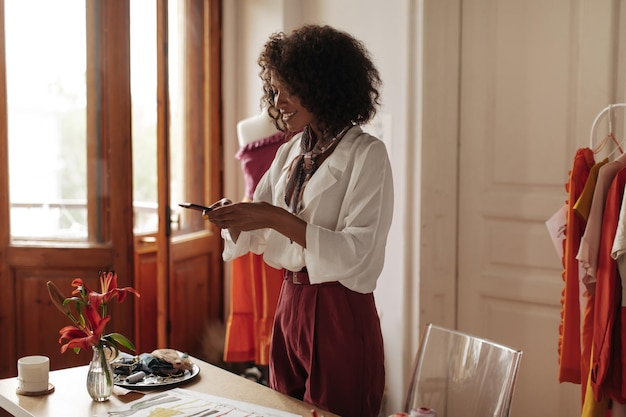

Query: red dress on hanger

[591,166,626,403]
[559,147,595,384]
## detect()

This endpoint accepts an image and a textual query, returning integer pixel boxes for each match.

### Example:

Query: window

[6,0,212,240]
[0,0,223,377]
[6,0,88,240]
[130,0,158,234]
[130,0,200,236]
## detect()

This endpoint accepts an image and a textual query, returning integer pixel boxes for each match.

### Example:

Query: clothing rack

[589,103,626,148]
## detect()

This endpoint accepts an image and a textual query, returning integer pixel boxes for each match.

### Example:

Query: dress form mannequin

[234,108,288,202]
[236,107,279,147]
[223,109,287,377]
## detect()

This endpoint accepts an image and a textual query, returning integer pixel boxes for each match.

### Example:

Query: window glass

[130,0,187,235]
[130,0,158,234]
[6,1,87,240]
[168,0,187,233]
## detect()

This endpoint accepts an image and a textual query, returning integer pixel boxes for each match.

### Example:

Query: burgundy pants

[269,277,385,417]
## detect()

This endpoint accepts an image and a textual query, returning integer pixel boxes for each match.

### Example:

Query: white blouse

[221,126,394,294]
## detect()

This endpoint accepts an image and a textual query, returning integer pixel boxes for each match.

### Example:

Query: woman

[206,24,394,417]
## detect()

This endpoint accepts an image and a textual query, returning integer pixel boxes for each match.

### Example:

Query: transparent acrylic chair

[404,323,522,417]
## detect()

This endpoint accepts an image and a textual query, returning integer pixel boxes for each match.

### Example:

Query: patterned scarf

[284,124,351,213]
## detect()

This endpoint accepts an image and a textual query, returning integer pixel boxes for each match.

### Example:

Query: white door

[455,1,623,416]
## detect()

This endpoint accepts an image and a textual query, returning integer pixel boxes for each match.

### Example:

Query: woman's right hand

[203,198,240,240]
[204,200,307,247]
[205,201,273,231]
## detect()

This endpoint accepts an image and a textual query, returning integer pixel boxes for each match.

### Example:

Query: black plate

[113,363,200,390]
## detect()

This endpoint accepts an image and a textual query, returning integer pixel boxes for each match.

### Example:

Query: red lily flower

[47,270,140,355]
[58,301,111,353]
[90,271,140,310]
[83,301,106,332]
[71,277,87,291]
[58,326,93,353]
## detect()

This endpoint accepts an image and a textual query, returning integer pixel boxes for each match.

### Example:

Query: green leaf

[99,341,119,360]
[104,333,136,352]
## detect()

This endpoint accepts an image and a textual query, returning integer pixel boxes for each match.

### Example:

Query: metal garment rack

[589,103,626,149]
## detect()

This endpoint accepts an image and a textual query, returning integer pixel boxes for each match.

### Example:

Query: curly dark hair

[258,24,382,135]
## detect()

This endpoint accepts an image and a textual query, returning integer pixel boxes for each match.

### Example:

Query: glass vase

[86,345,113,402]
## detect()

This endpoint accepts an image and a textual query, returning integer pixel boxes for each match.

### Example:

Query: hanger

[589,103,626,155]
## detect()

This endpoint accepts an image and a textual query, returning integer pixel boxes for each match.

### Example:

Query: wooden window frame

[0,0,222,377]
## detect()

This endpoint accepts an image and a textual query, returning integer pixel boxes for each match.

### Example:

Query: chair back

[404,323,522,417]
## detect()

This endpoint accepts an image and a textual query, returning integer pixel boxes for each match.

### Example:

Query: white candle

[17,355,49,393]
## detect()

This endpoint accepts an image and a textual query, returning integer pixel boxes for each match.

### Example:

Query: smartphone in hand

[178,203,212,212]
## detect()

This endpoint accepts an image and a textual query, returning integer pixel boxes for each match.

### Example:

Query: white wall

[222,1,419,413]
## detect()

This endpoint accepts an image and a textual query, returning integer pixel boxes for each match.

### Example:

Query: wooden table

[0,358,338,417]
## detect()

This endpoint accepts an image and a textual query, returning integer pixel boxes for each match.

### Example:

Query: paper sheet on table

[98,388,302,417]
